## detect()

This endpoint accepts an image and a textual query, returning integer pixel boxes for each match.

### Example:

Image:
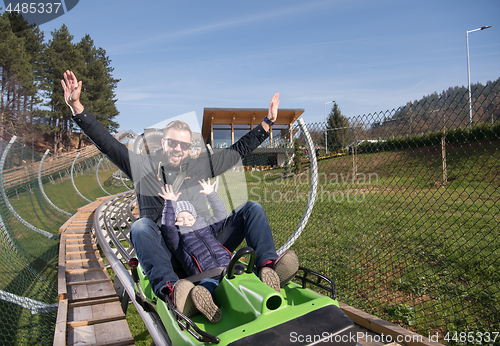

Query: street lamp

[324,100,335,154]
[467,25,491,126]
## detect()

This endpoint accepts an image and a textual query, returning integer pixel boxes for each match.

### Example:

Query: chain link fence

[245,80,499,342]
[0,138,130,345]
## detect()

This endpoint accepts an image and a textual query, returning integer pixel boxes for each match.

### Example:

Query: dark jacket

[72,109,269,222]
[161,192,231,276]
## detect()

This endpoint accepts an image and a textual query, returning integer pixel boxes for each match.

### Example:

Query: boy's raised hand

[159,184,181,201]
[199,179,216,195]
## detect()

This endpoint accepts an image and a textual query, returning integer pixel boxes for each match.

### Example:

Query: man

[61,70,298,308]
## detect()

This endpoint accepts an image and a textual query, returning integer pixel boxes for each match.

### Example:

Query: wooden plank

[339,302,440,346]
[58,232,67,300]
[69,296,119,308]
[66,236,93,242]
[67,314,126,329]
[91,301,124,319]
[66,267,106,275]
[66,244,97,250]
[69,293,117,304]
[67,261,103,272]
[67,223,93,228]
[67,281,113,302]
[53,299,68,345]
[67,290,95,345]
[67,279,110,287]
[66,237,94,243]
[86,281,117,299]
[67,252,99,261]
[66,229,93,235]
[66,250,100,255]
[67,325,96,345]
[66,258,101,264]
[94,321,135,345]
[68,334,135,346]
[66,270,108,286]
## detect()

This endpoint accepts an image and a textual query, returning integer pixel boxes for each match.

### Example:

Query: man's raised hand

[267,92,280,123]
[61,70,84,115]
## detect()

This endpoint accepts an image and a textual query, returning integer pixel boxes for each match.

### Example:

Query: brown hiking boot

[273,250,299,287]
[260,266,281,293]
[170,279,197,317]
[190,285,222,323]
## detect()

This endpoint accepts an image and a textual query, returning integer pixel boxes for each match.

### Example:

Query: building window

[213,124,232,148]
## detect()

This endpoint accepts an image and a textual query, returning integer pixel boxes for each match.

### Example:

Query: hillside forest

[0,12,119,153]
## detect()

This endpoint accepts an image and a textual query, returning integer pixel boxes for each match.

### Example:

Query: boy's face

[175,211,195,227]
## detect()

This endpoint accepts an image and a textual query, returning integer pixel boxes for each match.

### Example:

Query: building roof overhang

[202,108,304,142]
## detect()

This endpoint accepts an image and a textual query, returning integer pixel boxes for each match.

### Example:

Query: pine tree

[8,12,45,139]
[326,103,349,152]
[0,12,33,140]
[76,35,119,148]
[41,24,84,153]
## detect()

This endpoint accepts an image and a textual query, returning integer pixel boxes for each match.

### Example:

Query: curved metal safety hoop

[0,289,57,314]
[96,157,111,196]
[71,152,92,203]
[0,136,58,240]
[119,170,133,190]
[38,149,73,216]
[277,118,318,254]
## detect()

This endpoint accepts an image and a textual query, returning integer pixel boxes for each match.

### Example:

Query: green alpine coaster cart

[129,247,356,345]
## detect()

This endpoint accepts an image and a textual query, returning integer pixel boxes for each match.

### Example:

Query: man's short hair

[163,120,192,138]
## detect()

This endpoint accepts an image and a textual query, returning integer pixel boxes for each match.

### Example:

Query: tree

[76,35,119,148]
[292,138,302,175]
[41,24,84,153]
[8,12,45,139]
[0,12,33,140]
[326,102,349,152]
[1,14,121,152]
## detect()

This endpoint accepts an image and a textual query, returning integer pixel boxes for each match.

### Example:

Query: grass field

[1,139,499,344]
[251,139,500,340]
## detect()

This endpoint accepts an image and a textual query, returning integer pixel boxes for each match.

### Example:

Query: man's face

[162,129,191,167]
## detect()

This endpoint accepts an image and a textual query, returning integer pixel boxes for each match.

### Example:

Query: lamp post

[467,25,491,126]
[324,100,335,154]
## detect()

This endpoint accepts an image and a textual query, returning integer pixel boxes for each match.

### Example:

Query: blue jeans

[130,201,278,298]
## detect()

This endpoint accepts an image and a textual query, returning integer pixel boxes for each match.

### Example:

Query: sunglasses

[164,138,191,151]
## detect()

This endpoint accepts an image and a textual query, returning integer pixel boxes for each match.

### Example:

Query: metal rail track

[93,191,171,346]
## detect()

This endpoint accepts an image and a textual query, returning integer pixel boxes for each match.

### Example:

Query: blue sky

[4,0,500,133]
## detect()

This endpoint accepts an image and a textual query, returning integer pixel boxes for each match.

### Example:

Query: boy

[159,179,285,323]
